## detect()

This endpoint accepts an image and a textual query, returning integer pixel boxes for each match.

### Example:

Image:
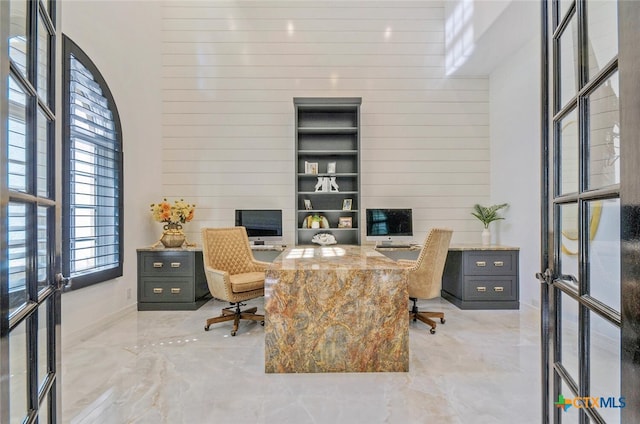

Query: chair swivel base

[204,303,264,336]
[410,311,446,334]
[409,298,445,334]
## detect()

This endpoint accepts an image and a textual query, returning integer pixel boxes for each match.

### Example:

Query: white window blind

[65,52,122,283]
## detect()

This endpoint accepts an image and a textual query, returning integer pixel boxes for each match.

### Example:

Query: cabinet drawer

[140,252,192,276]
[464,251,517,276]
[140,279,194,303]
[463,276,517,301]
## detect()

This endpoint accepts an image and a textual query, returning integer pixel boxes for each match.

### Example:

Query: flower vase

[160,223,186,248]
[481,228,491,246]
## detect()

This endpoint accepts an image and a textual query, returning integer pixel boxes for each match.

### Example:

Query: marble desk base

[264,246,408,373]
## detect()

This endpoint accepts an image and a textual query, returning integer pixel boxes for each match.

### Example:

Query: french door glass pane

[559,109,579,195]
[560,380,581,420]
[9,0,28,77]
[587,72,619,189]
[37,15,50,102]
[10,320,27,424]
[37,109,50,197]
[589,311,621,423]
[9,202,28,315]
[8,76,28,193]
[559,14,579,109]
[560,203,579,280]
[588,199,620,311]
[38,206,50,291]
[586,0,618,79]
[38,300,50,391]
[561,293,580,381]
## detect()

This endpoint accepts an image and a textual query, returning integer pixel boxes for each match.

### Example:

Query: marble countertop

[270,245,407,270]
[448,243,520,251]
[137,246,201,252]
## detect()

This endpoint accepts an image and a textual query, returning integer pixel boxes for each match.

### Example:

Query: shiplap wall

[161,0,490,245]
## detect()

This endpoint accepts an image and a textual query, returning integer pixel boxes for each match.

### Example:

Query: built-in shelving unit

[294,97,361,245]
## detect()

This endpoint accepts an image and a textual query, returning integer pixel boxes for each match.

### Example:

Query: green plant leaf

[471,203,508,228]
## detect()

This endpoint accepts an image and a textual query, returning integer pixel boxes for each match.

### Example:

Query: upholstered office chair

[398,228,453,334]
[201,227,268,336]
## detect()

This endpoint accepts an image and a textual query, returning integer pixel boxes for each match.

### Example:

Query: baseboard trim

[62,303,137,348]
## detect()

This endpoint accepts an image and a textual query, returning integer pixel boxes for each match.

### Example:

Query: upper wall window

[62,36,123,289]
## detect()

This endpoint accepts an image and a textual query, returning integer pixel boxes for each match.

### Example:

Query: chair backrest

[201,227,259,275]
[407,228,453,300]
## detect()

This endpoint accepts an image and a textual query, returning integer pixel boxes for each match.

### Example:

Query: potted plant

[311,214,322,229]
[471,203,508,245]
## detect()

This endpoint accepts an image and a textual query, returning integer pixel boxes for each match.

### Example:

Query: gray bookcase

[294,97,361,245]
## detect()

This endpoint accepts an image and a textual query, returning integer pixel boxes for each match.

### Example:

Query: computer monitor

[234,209,283,245]
[365,208,413,245]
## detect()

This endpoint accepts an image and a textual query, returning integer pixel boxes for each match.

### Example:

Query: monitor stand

[377,241,412,249]
[253,241,265,246]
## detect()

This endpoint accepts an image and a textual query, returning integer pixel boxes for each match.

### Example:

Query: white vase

[311,221,320,229]
[481,228,491,245]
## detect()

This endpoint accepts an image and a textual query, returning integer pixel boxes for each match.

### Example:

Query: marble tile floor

[62,298,542,424]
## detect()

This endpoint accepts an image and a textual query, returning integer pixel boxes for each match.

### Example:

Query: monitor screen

[365,208,413,242]
[235,210,283,243]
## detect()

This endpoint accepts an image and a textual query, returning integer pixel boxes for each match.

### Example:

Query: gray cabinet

[294,97,361,245]
[137,248,210,311]
[441,246,519,310]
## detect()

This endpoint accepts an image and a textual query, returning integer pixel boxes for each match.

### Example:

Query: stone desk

[264,245,409,373]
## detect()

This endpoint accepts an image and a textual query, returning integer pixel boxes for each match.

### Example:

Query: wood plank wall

[161,0,490,245]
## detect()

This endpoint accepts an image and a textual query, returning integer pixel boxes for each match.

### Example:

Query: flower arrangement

[150,198,195,225]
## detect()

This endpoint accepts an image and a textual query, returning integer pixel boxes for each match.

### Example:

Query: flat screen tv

[235,209,283,245]
[365,208,413,245]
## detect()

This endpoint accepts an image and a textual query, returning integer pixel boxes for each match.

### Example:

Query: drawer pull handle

[153,262,163,268]
[171,288,181,294]
[170,262,181,268]
[476,261,486,267]
[477,286,487,292]
[494,286,504,292]
[494,261,504,267]
[153,288,163,294]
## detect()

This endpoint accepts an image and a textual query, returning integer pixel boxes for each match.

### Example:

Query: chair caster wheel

[430,328,436,334]
[261,321,265,326]
[231,331,236,336]
[204,326,210,331]
[440,318,446,324]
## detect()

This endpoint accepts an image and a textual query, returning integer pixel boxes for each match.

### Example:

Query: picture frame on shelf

[305,161,319,174]
[327,161,336,174]
[304,199,312,210]
[342,198,352,210]
[338,217,353,228]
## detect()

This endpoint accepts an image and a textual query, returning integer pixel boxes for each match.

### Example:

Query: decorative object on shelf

[314,176,339,192]
[304,199,312,210]
[342,198,353,210]
[471,203,508,245]
[305,161,318,174]
[338,217,353,228]
[311,232,337,246]
[150,198,196,248]
[329,177,339,192]
[327,161,336,174]
[303,214,330,229]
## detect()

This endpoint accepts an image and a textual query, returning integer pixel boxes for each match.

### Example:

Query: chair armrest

[202,266,232,301]
[251,260,271,271]
[397,259,417,271]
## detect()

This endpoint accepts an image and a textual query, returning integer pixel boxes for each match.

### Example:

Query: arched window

[62,35,123,289]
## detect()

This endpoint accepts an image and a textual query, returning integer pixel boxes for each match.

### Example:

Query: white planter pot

[481,228,491,245]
